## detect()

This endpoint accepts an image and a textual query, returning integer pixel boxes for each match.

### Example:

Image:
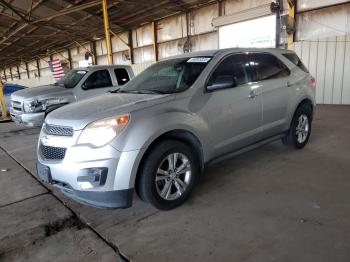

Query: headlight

[23,100,43,113]
[77,115,130,147]
[42,98,68,109]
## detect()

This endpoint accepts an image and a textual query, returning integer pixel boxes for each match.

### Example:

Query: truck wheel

[137,140,199,210]
[282,103,312,149]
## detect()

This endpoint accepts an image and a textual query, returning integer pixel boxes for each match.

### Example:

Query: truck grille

[39,143,66,161]
[11,100,22,112]
[44,124,73,137]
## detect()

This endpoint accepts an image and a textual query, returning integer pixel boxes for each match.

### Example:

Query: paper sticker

[77,70,87,74]
[187,57,211,63]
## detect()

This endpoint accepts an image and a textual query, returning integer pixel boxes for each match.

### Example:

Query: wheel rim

[155,153,192,201]
[296,114,309,144]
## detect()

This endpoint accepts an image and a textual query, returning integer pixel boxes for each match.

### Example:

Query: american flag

[48,59,65,80]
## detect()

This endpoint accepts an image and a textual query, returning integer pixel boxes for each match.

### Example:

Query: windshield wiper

[134,89,168,94]
[109,88,167,94]
[109,88,121,93]
[55,82,65,87]
[109,89,141,94]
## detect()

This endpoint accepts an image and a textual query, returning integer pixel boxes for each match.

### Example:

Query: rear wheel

[136,140,199,210]
[282,103,312,149]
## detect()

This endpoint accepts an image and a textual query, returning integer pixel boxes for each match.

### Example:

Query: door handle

[249,90,259,99]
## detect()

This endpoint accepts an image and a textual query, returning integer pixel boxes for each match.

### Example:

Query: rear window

[114,68,130,85]
[283,53,309,73]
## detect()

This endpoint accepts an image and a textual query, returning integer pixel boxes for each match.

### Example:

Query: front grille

[39,143,66,161]
[11,100,22,112]
[44,124,73,137]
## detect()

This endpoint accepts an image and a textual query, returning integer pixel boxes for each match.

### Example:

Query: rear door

[249,52,291,138]
[75,69,113,100]
[204,53,263,157]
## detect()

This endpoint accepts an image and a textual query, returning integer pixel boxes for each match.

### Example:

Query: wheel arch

[295,97,314,120]
[134,129,205,193]
[285,96,314,134]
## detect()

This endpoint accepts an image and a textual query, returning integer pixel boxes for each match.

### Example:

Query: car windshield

[117,56,211,94]
[56,69,87,88]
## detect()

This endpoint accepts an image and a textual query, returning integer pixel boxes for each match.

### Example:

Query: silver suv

[10,65,133,127]
[36,48,316,210]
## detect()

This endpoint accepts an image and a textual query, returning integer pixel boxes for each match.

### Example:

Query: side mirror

[82,81,94,90]
[207,76,235,92]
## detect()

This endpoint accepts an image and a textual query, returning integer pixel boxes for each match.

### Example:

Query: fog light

[77,167,108,190]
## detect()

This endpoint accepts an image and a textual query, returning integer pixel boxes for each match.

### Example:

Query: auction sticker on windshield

[187,57,211,63]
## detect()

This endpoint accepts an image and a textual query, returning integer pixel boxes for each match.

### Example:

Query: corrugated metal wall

[294,36,350,105]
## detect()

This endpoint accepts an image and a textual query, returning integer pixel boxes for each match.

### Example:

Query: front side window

[56,70,87,88]
[249,53,290,81]
[208,54,251,89]
[117,57,211,94]
[114,68,130,85]
[83,70,112,90]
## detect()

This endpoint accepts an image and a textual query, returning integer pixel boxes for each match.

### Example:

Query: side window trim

[282,53,309,73]
[205,53,253,92]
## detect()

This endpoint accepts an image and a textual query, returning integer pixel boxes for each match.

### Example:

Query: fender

[284,75,315,130]
[287,93,315,129]
[111,110,210,158]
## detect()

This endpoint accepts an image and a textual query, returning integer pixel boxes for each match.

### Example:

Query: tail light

[311,76,316,89]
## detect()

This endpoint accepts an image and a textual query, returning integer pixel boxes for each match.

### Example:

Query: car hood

[11,84,73,101]
[46,92,175,130]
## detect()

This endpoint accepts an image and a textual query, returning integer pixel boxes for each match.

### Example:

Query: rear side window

[249,53,290,81]
[114,68,130,85]
[208,54,252,88]
[283,53,309,73]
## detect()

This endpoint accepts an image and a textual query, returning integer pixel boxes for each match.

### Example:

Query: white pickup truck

[10,65,134,127]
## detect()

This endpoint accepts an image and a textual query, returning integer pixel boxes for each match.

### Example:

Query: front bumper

[37,160,133,208]
[59,186,133,209]
[10,108,45,127]
[37,133,143,208]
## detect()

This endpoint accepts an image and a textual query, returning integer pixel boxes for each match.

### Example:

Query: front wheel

[136,140,199,210]
[282,103,312,149]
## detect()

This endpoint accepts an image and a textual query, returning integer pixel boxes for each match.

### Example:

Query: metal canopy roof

[0,0,214,68]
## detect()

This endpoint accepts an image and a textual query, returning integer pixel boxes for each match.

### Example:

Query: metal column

[0,80,10,121]
[102,0,113,65]
[287,0,295,50]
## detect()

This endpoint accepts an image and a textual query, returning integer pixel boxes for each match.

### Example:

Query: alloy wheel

[155,153,192,201]
[296,114,309,144]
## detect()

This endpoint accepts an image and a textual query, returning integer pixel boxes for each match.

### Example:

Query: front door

[75,69,113,100]
[204,53,263,158]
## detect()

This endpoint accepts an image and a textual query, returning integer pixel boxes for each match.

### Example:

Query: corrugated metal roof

[0,0,215,68]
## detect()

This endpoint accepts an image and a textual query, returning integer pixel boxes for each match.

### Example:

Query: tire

[282,103,312,149]
[136,139,199,210]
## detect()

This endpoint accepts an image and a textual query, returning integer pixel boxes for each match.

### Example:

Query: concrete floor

[0,105,350,262]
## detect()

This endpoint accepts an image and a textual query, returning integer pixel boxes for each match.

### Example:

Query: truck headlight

[77,115,130,147]
[23,100,43,113]
[42,98,68,109]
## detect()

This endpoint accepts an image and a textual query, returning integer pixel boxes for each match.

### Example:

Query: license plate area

[37,162,52,183]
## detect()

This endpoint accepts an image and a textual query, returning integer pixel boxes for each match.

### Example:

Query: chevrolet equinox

[36,48,316,210]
